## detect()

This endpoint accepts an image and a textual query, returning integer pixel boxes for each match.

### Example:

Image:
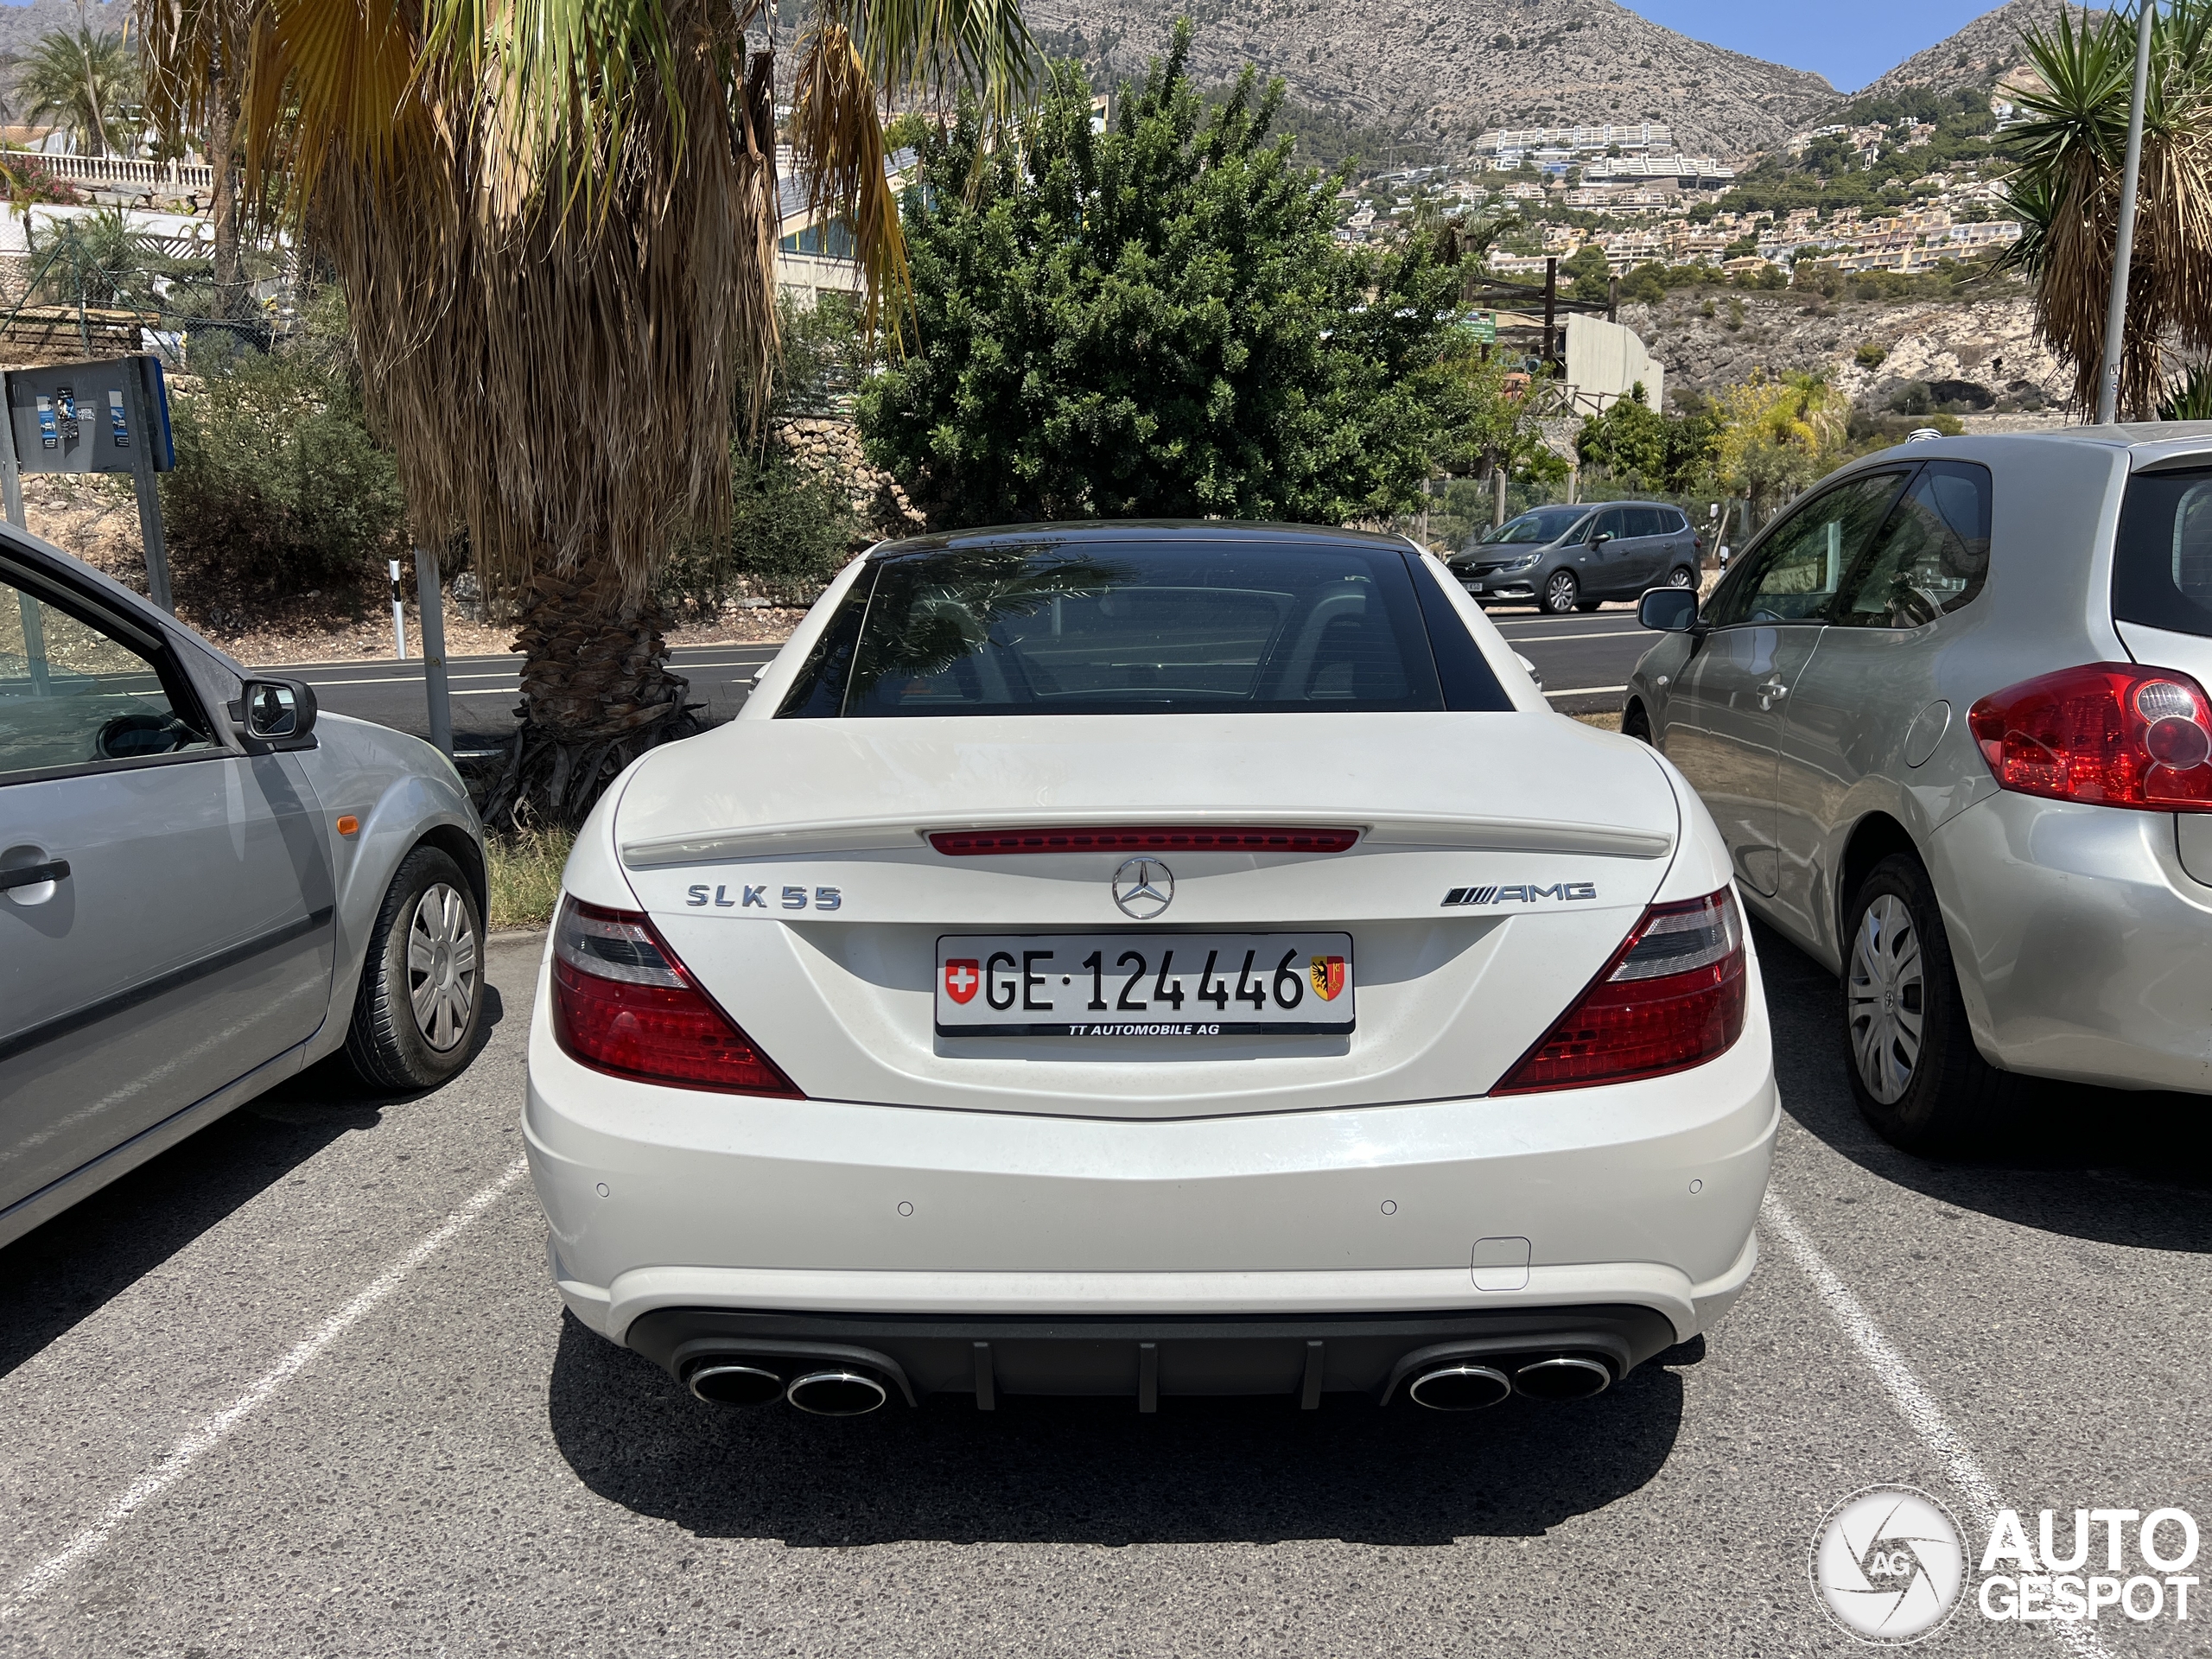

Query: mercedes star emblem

[1111,856,1174,919]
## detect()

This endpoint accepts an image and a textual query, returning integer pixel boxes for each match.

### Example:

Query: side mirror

[1588,531,1611,548]
[232,677,319,748]
[1638,588,1700,632]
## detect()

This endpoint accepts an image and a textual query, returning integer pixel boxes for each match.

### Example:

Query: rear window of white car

[778,538,1511,717]
[2115,468,2212,637]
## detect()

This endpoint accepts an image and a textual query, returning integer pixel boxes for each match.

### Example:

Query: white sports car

[525,524,1777,1414]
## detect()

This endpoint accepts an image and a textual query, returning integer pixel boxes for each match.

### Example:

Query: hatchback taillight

[1493,888,1747,1093]
[551,897,800,1095]
[1967,663,2212,811]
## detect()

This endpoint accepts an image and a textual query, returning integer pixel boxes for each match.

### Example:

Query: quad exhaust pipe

[686,1357,893,1415]
[1406,1353,1612,1410]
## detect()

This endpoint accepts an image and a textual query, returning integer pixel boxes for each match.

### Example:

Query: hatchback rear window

[2115,468,2212,637]
[777,539,1509,717]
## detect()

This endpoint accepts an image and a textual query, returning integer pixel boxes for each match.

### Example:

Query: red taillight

[550,898,800,1096]
[1967,663,2212,811]
[1493,888,1747,1094]
[928,825,1361,856]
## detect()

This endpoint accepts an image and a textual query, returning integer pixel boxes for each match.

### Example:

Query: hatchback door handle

[1758,679,1789,698]
[0,860,69,891]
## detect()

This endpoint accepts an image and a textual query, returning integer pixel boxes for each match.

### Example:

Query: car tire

[1541,570,1579,614]
[1622,701,1653,744]
[1840,853,2009,1154]
[1574,599,1603,613]
[345,844,486,1091]
[1666,564,1696,589]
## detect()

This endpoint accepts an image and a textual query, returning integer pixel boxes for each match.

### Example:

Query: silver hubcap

[1847,893,1924,1104]
[1548,574,1575,608]
[1669,566,1694,587]
[407,882,479,1052]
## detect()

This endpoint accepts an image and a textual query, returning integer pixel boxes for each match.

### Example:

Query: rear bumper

[524,947,1779,1384]
[1928,792,2212,1092]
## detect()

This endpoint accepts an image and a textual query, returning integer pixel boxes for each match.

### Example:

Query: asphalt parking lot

[3,923,2207,1656]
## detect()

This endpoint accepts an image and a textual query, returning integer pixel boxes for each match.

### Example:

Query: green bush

[158,307,408,597]
[659,449,857,618]
[1855,341,1888,369]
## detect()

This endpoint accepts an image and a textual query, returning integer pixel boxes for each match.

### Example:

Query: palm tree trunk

[480,564,702,827]
[209,71,245,321]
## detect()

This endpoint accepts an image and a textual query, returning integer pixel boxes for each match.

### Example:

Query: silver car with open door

[1,531,489,1248]
[1626,428,2212,1151]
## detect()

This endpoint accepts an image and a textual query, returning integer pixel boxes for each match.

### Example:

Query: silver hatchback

[1627,428,2212,1150]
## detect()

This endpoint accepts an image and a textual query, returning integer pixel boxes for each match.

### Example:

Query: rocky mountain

[1848,0,2083,101]
[1026,0,1838,158]
[0,0,132,67]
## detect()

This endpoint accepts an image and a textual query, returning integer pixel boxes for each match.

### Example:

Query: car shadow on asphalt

[1753,920,2212,1255]
[0,983,507,1382]
[545,1313,1691,1547]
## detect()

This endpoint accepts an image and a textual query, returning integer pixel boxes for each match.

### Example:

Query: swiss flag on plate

[944,959,982,1004]
[1309,956,1346,1001]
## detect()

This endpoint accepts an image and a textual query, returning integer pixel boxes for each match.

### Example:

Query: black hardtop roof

[868,519,1421,561]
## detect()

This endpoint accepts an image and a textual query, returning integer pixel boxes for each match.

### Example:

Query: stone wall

[772,416,925,543]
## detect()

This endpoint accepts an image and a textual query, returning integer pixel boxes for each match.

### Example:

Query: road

[272,611,1650,741]
[3,925,2206,1656]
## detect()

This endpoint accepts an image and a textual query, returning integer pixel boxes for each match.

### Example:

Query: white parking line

[0,1158,529,1623]
[1762,1194,2112,1659]
[1541,685,1627,699]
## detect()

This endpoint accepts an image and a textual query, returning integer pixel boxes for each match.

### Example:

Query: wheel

[1622,701,1653,744]
[345,844,486,1090]
[1574,600,1603,613]
[1840,854,2009,1154]
[1541,569,1579,615]
[1666,564,1696,588]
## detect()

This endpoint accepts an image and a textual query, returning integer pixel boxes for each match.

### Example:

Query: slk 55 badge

[685,882,842,911]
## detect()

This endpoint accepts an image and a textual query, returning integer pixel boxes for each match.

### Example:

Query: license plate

[935,933,1354,1038]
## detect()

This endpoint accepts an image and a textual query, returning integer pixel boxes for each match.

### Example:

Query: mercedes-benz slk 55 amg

[525,523,1777,1416]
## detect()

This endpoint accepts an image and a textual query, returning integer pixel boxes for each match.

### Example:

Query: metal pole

[415,546,451,755]
[2098,0,2157,425]
[123,362,173,613]
[388,557,407,660]
[1492,465,1508,528]
[1542,257,1558,365]
[0,371,24,531]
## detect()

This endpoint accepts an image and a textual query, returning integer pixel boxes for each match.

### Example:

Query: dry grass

[1572,711,1624,732]
[486,826,575,931]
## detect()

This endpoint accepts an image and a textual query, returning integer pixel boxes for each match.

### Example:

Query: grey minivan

[1449,500,1703,614]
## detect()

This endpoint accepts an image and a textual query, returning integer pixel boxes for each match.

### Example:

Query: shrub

[659,449,857,618]
[158,302,409,597]
[1855,341,1888,369]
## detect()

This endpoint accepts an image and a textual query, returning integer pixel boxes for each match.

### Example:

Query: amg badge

[1442,882,1598,906]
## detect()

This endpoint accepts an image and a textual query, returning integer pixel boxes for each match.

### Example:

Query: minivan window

[1482,506,1586,546]
[2115,467,2212,638]
[778,540,1509,717]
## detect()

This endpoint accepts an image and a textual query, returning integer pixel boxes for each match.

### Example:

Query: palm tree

[9,27,140,158]
[132,0,251,320]
[2001,0,2212,418]
[136,0,1035,823]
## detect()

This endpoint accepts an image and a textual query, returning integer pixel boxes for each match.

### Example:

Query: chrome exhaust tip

[1513,1355,1611,1401]
[1405,1363,1512,1411]
[786,1368,890,1416]
[687,1361,785,1407]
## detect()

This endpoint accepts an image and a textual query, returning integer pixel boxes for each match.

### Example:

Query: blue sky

[1620,0,2003,92]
